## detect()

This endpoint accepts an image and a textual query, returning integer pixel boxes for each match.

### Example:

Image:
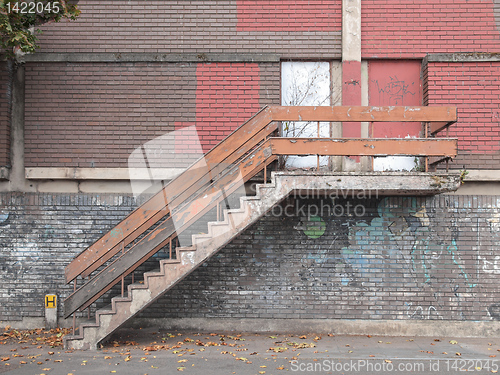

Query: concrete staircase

[64,171,461,350]
[64,174,284,350]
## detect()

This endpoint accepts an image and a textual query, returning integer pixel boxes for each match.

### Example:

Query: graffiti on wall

[292,196,494,320]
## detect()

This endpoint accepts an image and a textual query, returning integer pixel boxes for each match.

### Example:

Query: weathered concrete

[425,52,500,63]
[20,52,280,63]
[25,167,184,180]
[1,63,35,193]
[128,318,500,338]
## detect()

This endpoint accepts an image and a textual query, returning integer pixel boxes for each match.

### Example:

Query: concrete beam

[463,169,500,181]
[425,53,500,63]
[25,167,184,180]
[274,171,461,196]
[0,167,9,180]
[20,52,280,63]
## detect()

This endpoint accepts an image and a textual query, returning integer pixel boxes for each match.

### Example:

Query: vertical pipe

[424,122,429,172]
[317,121,320,169]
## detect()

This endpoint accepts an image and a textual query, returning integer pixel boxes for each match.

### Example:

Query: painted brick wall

[236,0,341,32]
[194,63,262,152]
[0,62,10,168]
[24,62,197,168]
[36,0,342,59]
[424,61,500,169]
[1,193,499,323]
[363,0,500,58]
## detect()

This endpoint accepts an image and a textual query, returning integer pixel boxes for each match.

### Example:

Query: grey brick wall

[1,192,499,323]
[143,194,500,322]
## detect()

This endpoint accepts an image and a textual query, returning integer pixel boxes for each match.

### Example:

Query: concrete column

[0,62,34,192]
[342,0,366,170]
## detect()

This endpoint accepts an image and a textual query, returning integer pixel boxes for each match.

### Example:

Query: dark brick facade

[1,193,499,323]
[0,61,10,168]
[36,0,342,59]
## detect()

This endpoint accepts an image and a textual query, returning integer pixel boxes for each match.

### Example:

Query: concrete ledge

[25,167,184,180]
[462,169,500,182]
[425,53,500,63]
[0,167,10,181]
[275,171,461,196]
[128,318,500,338]
[21,52,280,63]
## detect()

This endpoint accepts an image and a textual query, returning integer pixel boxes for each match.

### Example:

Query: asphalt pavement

[1,326,499,374]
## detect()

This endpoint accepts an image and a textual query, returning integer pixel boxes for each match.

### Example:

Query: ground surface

[0,326,499,374]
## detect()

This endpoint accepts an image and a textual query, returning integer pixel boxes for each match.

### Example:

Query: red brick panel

[0,62,10,168]
[36,0,341,59]
[24,62,197,168]
[175,63,262,153]
[425,61,500,169]
[236,0,341,31]
[363,0,500,58]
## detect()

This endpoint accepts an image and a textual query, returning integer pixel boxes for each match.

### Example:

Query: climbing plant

[0,0,80,59]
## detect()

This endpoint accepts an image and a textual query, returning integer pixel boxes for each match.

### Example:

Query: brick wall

[194,63,262,152]
[0,61,10,168]
[1,193,499,323]
[424,61,500,169]
[24,62,278,168]
[0,193,141,321]
[363,0,500,58]
[143,195,500,322]
[36,0,342,59]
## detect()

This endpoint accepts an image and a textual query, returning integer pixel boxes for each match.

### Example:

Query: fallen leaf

[104,356,112,359]
[177,367,185,371]
[124,355,131,362]
[449,340,458,345]
[277,366,285,370]
[456,352,461,356]
[178,359,187,363]
[299,335,307,339]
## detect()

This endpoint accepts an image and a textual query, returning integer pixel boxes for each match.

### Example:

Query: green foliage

[0,0,80,58]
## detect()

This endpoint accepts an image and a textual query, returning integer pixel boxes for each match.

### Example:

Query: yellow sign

[45,294,57,309]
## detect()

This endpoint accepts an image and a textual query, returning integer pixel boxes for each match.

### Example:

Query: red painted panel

[342,61,362,138]
[427,62,500,154]
[362,0,500,58]
[236,0,341,32]
[176,63,261,153]
[368,60,423,138]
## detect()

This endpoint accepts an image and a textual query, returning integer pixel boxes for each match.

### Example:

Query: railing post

[424,122,429,172]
